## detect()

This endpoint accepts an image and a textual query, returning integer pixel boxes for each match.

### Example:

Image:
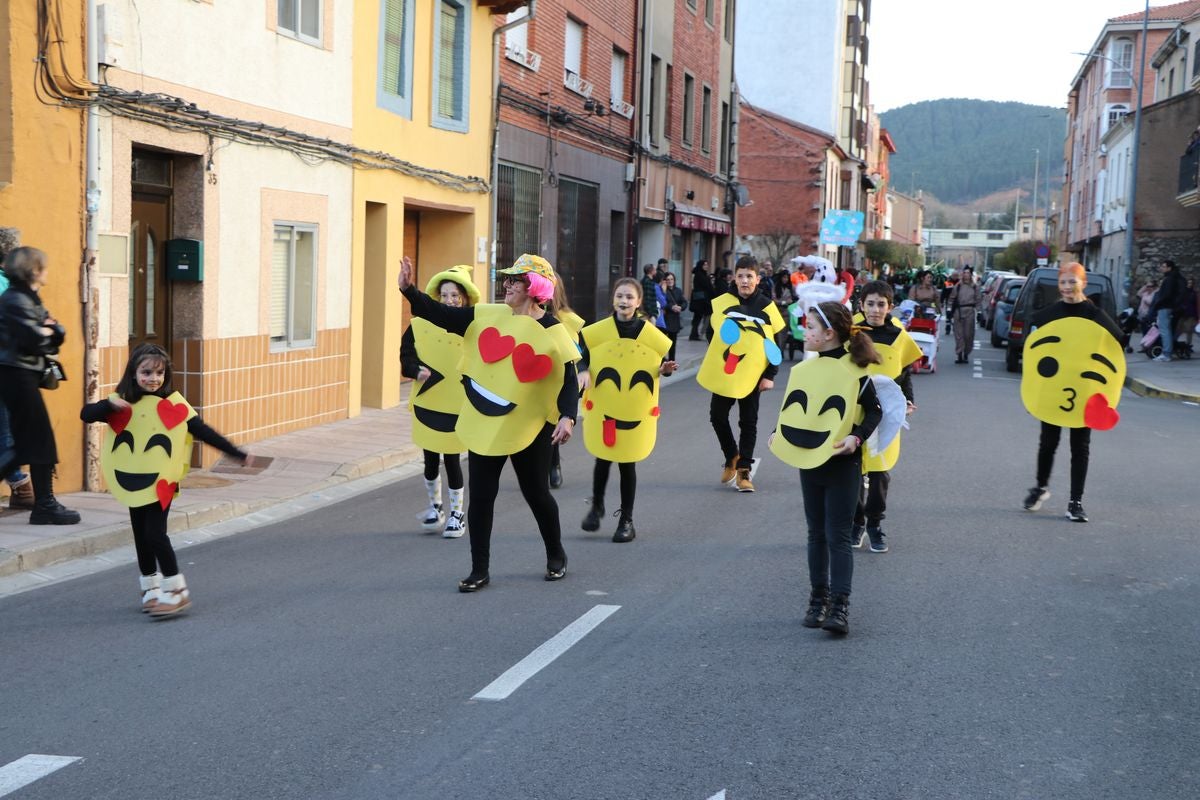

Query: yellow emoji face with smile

[580,319,671,463]
[769,357,858,469]
[1021,317,1126,429]
[409,317,468,454]
[102,392,196,509]
[698,295,786,398]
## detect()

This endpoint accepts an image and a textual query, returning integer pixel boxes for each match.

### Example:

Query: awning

[671,203,732,235]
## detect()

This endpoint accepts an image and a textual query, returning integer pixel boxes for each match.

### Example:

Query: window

[686,0,697,10]
[271,223,317,349]
[432,0,470,131]
[506,6,529,55]
[987,233,1004,241]
[277,0,321,44]
[1169,67,1176,96]
[564,17,584,82]
[1104,103,1129,133]
[378,0,414,117]
[719,101,730,173]
[724,0,734,43]
[705,0,714,25]
[665,65,674,140]
[611,48,626,105]
[682,73,695,147]
[701,85,712,153]
[649,56,662,146]
[952,232,969,240]
[1107,38,1133,88]
[1194,41,1200,78]
[496,164,541,275]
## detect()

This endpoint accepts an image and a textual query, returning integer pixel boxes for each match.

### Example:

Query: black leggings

[1036,423,1091,501]
[799,454,861,597]
[466,424,565,576]
[592,459,637,514]
[423,450,463,489]
[129,502,179,577]
[710,391,762,468]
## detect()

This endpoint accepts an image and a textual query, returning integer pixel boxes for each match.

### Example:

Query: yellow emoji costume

[101,392,197,509]
[580,318,671,463]
[1022,315,1126,430]
[769,356,861,469]
[698,293,786,398]
[853,315,923,471]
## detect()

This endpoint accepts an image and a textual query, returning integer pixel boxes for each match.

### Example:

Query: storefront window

[670,234,684,276]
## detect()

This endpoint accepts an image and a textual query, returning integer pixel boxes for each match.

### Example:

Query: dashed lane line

[0,755,82,797]
[473,604,621,701]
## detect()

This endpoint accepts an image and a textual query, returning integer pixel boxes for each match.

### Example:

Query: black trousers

[853,470,889,527]
[1036,423,1091,501]
[710,391,762,468]
[592,459,637,514]
[129,502,179,577]
[664,331,679,362]
[423,450,463,489]
[466,424,565,576]
[800,454,861,597]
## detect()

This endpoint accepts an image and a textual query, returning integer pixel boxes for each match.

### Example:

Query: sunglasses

[503,275,529,288]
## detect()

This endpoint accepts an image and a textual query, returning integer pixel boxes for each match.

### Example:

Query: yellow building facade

[351,0,500,411]
[0,3,88,490]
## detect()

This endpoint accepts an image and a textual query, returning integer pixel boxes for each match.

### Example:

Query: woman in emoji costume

[80,344,249,617]
[546,274,586,490]
[850,280,924,553]
[400,265,479,538]
[578,278,676,543]
[398,254,579,592]
[1020,262,1125,523]
[698,256,786,492]
[769,301,882,636]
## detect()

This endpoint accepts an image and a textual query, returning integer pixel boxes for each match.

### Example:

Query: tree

[760,228,801,267]
[994,239,1057,273]
[864,238,924,271]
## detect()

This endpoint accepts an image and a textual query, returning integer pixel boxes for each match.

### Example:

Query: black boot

[612,509,636,543]
[802,587,829,628]
[29,496,82,526]
[581,500,604,532]
[822,593,849,635]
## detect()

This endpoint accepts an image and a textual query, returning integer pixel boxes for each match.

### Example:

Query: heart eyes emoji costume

[101,392,198,509]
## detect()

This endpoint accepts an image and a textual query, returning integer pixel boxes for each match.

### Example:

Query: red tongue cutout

[478,326,516,363]
[512,343,553,382]
[1084,393,1119,430]
[724,351,740,374]
[603,418,617,447]
[155,479,178,510]
[157,397,190,430]
[108,405,133,434]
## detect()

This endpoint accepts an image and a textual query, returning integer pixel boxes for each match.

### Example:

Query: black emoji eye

[1079,371,1107,384]
[596,367,621,389]
[630,371,654,392]
[113,431,134,452]
[784,389,808,411]
[820,396,847,417]
[1037,357,1059,378]
[144,433,173,456]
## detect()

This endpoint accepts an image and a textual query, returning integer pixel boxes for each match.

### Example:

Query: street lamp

[1031,148,1039,240]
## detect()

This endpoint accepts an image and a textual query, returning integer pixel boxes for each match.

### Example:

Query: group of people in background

[1137,259,1198,361]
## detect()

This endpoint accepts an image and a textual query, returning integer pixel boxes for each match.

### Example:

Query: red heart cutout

[156,479,178,510]
[157,397,190,430]
[511,343,553,383]
[1083,393,1120,430]
[108,404,132,434]
[478,326,516,364]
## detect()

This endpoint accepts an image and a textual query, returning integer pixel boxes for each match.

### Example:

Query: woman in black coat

[657,271,688,361]
[0,247,80,524]
[688,259,714,340]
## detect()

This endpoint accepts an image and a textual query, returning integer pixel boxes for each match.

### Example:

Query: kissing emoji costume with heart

[1021,316,1126,430]
[102,392,197,509]
[697,293,786,398]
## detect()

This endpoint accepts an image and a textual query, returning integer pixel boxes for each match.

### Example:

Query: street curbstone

[1124,375,1200,404]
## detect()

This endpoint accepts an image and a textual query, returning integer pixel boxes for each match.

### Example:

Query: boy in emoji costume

[1020,262,1125,523]
[398,254,579,592]
[81,343,248,617]
[699,255,786,492]
[850,281,924,553]
[400,265,479,537]
[578,278,675,542]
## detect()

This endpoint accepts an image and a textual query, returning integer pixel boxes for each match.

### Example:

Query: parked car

[977,270,1017,328]
[1005,268,1119,372]
[982,275,1024,330]
[990,277,1026,347]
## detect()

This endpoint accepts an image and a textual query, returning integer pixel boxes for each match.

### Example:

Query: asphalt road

[3,334,1199,800]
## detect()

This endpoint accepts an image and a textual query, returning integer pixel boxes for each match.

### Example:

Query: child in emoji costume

[578,278,676,543]
[769,301,882,636]
[1020,262,1125,523]
[851,281,924,553]
[698,255,786,492]
[398,254,579,592]
[80,344,248,616]
[400,265,479,537]
[546,274,586,490]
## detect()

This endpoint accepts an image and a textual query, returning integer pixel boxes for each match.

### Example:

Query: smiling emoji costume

[580,317,672,463]
[769,356,862,470]
[1021,315,1126,430]
[698,293,785,397]
[853,315,923,471]
[102,392,197,509]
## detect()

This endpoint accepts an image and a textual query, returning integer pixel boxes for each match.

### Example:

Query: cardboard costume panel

[769,357,858,469]
[580,318,671,463]
[408,317,467,454]
[697,294,786,398]
[101,392,197,509]
[1021,317,1126,429]
[457,305,580,456]
[858,331,921,472]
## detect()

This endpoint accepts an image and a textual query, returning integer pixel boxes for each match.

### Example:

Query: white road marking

[707,791,727,800]
[473,604,621,701]
[0,755,81,797]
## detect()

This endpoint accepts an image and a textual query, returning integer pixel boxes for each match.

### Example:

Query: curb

[1124,375,1200,404]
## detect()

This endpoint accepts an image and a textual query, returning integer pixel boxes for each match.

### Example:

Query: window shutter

[271,227,291,342]
[438,2,460,119]
[564,18,583,76]
[383,0,406,97]
[300,0,320,39]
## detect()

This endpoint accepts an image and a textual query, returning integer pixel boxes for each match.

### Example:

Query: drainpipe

[728,80,740,254]
[626,0,645,279]
[82,0,101,491]
[489,0,536,297]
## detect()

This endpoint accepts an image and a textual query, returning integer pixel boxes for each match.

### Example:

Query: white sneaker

[1152,354,1171,362]
[417,504,444,532]
[443,510,466,538]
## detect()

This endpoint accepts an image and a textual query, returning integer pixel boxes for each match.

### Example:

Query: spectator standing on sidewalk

[0,260,33,510]
[689,258,714,341]
[1176,277,1198,351]
[656,271,687,362]
[80,343,250,616]
[1151,260,1186,361]
[640,263,659,318]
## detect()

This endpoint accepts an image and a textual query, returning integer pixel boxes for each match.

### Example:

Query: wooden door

[129,195,171,351]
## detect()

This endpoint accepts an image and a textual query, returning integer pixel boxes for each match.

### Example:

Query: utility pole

[1031,148,1039,240]
[1125,0,1150,291]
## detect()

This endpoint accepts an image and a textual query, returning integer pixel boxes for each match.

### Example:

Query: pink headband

[525,272,555,302]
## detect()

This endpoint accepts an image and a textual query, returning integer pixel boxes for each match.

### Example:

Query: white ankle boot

[150,573,191,617]
[139,573,161,613]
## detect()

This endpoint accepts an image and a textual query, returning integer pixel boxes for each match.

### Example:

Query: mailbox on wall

[165,238,204,282]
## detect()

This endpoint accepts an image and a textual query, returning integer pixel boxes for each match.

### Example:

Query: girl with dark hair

[689,259,714,340]
[80,343,249,616]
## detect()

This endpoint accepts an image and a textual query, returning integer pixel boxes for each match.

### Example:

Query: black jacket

[1152,268,1186,314]
[0,283,65,372]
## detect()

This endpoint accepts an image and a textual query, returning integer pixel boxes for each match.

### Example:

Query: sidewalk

[0,331,712,582]
[1123,336,1200,403]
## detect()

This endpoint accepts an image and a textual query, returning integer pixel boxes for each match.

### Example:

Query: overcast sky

[871,0,1157,111]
